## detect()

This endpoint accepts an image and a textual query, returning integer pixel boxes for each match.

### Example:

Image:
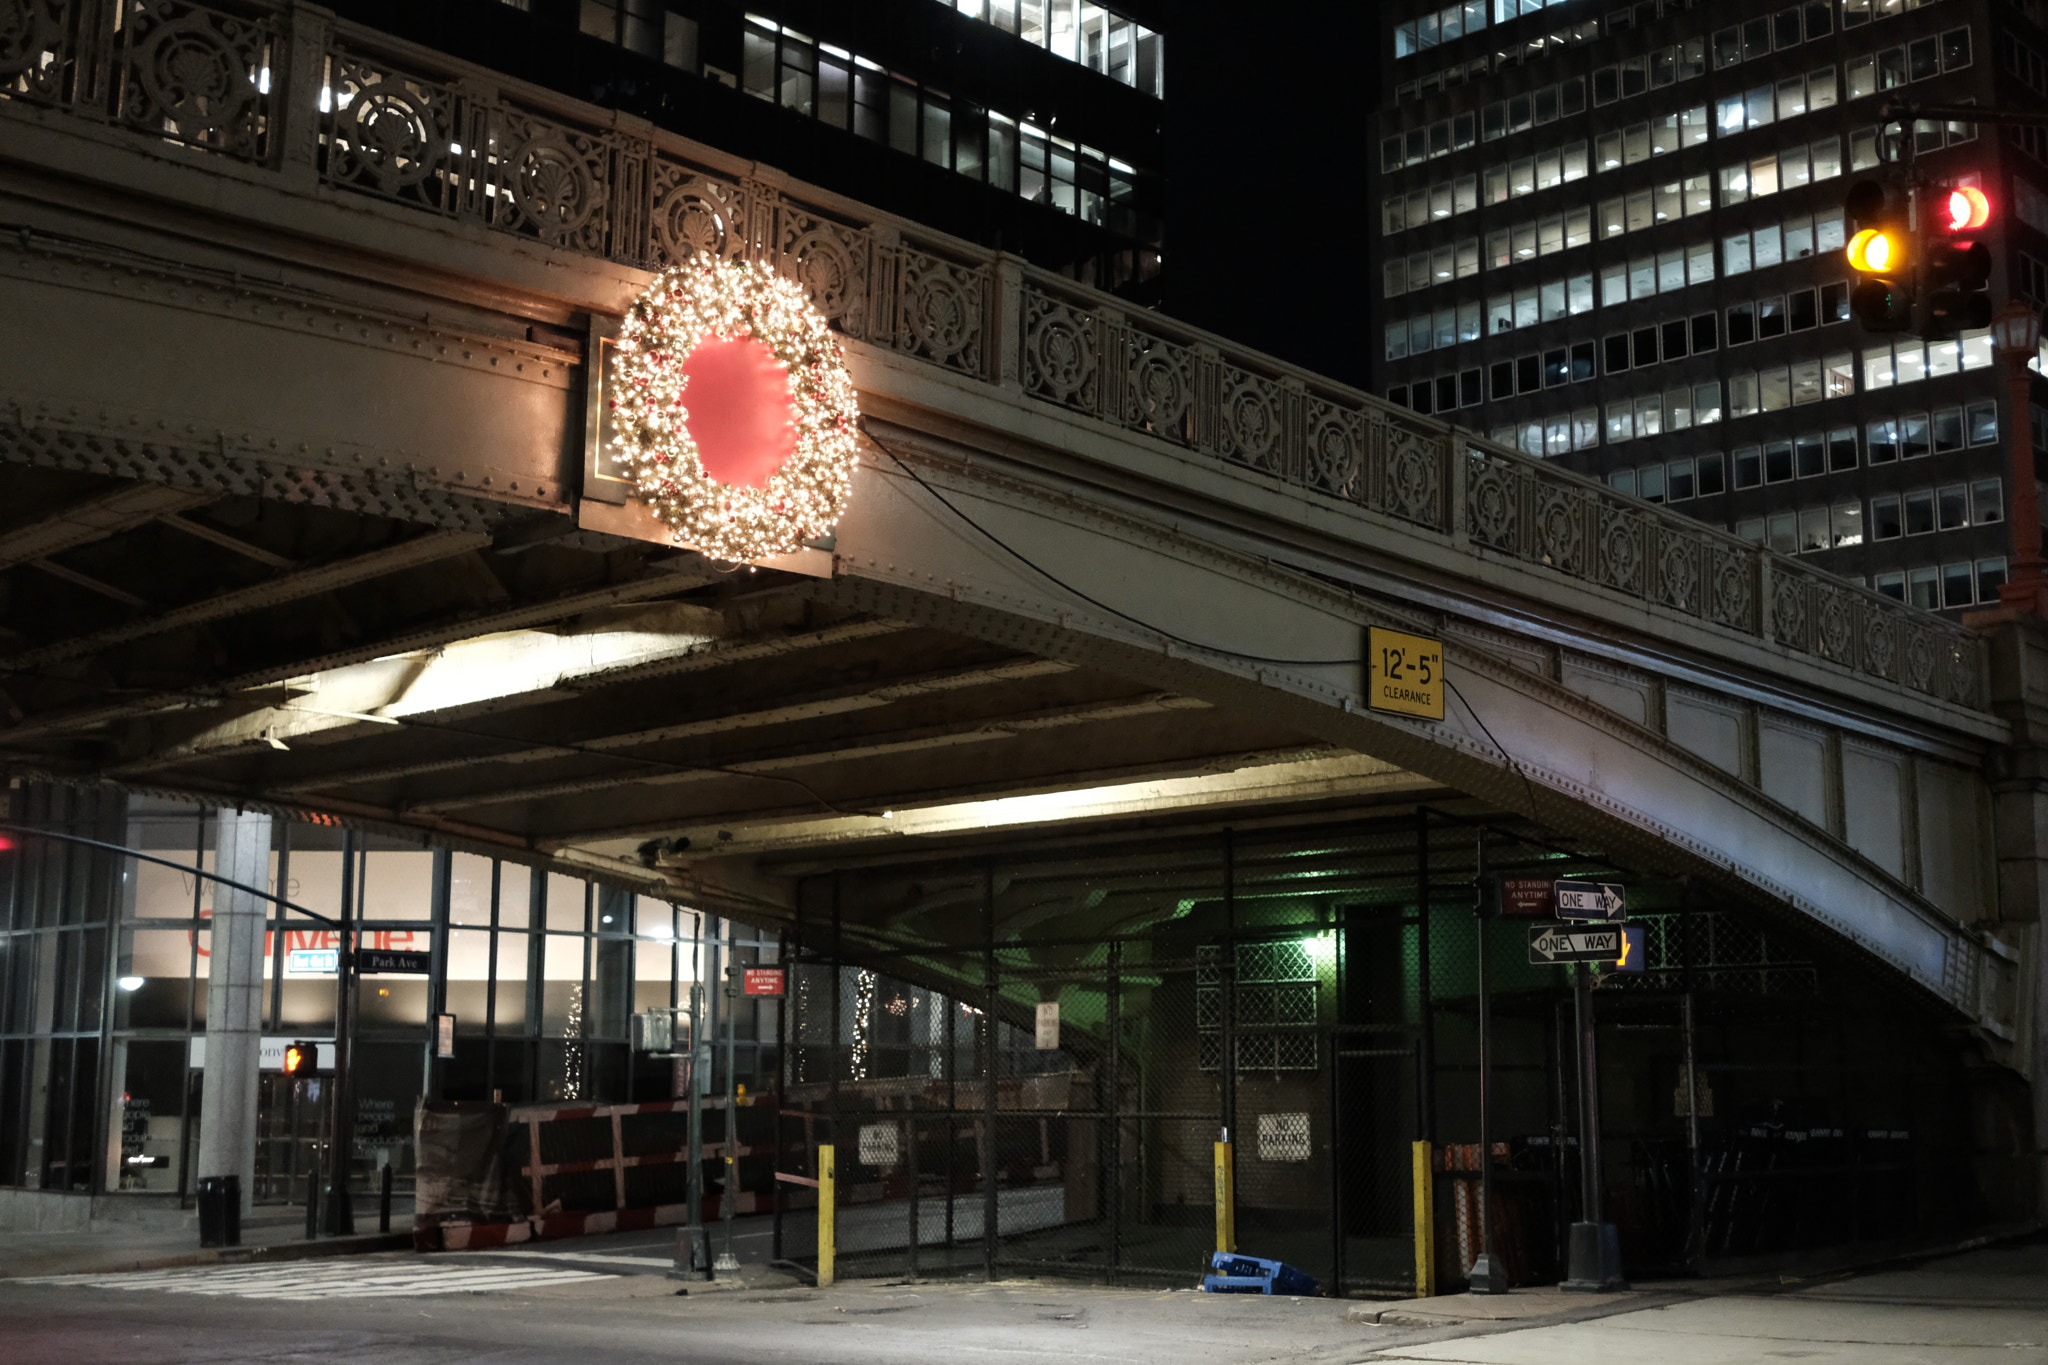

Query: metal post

[1412,1139,1436,1297]
[1682,988,1704,1272]
[1994,302,2048,614]
[1212,1139,1235,1253]
[982,862,998,1282]
[684,974,706,1278]
[1107,938,1123,1282]
[817,1142,836,1287]
[720,920,738,1275]
[1220,830,1236,1182]
[323,832,358,1236]
[1574,963,1597,1225]
[1469,826,1505,1293]
[1562,958,1626,1291]
[379,1162,393,1234]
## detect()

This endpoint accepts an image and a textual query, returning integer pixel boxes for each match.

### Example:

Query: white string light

[611,260,860,563]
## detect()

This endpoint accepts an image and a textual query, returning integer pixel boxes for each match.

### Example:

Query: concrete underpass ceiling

[0,465,1449,890]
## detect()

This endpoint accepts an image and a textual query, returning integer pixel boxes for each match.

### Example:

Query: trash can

[197,1174,240,1248]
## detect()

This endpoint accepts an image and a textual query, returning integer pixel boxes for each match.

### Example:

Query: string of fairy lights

[609,260,861,564]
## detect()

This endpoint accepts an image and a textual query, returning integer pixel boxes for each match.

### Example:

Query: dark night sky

[1161,1,1378,391]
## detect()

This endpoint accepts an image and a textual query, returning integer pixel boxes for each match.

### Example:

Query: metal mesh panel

[756,812,1989,1295]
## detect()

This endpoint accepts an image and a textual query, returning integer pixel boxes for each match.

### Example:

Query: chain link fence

[753,811,2002,1293]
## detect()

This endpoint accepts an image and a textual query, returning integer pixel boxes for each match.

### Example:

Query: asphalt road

[2,1229,2042,1365]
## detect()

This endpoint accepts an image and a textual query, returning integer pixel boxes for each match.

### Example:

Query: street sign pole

[1469,841,1507,1294]
[1562,960,1626,1291]
[324,833,358,1237]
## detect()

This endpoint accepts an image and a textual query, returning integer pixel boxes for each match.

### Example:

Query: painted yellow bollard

[818,1142,836,1287]
[1213,1140,1235,1254]
[1412,1140,1435,1297]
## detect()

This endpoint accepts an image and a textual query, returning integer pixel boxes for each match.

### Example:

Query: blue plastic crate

[1202,1251,1320,1296]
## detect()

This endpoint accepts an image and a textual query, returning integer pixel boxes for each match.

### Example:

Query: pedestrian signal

[283,1040,318,1077]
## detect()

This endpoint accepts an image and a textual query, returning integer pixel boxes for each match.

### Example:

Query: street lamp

[1991,301,2047,616]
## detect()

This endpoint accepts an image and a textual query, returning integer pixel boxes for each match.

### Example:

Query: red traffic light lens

[1946,186,1991,231]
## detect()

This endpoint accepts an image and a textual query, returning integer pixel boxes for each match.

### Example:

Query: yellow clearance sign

[1367,626,1445,720]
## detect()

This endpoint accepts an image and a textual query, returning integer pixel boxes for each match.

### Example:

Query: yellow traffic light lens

[1847,228,1895,273]
[1947,185,1991,231]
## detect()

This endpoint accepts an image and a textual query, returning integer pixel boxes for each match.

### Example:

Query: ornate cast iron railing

[0,0,1988,710]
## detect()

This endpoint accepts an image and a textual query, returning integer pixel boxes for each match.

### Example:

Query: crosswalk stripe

[12,1261,617,1300]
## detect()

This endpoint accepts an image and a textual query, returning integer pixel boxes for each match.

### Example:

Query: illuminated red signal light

[1946,186,1991,232]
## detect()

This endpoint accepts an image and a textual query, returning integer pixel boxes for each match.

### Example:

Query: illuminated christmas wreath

[610,260,860,563]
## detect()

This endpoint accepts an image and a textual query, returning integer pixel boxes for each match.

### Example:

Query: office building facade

[324,0,1167,299]
[1374,0,2048,613]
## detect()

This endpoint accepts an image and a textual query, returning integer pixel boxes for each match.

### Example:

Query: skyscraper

[1374,0,2037,613]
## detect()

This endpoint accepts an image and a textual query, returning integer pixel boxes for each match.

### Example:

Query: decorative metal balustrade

[0,0,1988,711]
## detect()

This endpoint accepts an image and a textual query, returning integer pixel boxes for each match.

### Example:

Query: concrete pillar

[197,809,272,1217]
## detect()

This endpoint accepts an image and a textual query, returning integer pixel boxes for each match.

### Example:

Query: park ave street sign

[1554,879,1625,921]
[1528,924,1624,964]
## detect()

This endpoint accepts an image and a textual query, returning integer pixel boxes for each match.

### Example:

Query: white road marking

[12,1260,616,1300]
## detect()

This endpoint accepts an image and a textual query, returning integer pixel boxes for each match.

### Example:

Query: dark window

[1803,1,1832,37]
[1867,418,1898,463]
[1544,349,1570,387]
[1742,17,1770,60]
[1873,496,1902,538]
[1821,282,1848,323]
[1765,440,1794,482]
[1593,66,1618,104]
[1508,94,1532,128]
[1757,295,1786,339]
[1388,384,1409,407]
[1562,76,1586,115]
[1909,36,1939,81]
[1605,334,1632,373]
[1774,6,1801,48]
[1828,427,1858,471]
[1933,407,1963,452]
[1461,369,1484,406]
[1436,374,1459,411]
[1411,382,1433,415]
[1901,412,1930,459]
[1535,86,1559,123]
[1661,319,1689,360]
[1632,326,1659,367]
[1490,361,1515,399]
[1697,452,1726,495]
[1789,288,1818,331]
[1795,433,1824,477]
[1727,302,1756,346]
[1735,446,1762,487]
[1691,312,1719,351]
[1571,341,1597,382]
[1516,353,1541,393]
[1942,27,1971,70]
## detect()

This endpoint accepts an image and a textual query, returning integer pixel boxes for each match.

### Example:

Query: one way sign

[1553,879,1625,922]
[1527,925,1623,964]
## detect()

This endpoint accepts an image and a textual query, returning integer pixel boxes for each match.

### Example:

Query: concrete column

[197,809,272,1217]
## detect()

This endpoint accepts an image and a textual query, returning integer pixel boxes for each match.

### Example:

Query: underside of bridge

[0,462,1447,901]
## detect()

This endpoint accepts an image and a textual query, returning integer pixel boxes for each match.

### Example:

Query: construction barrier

[414,1096,775,1251]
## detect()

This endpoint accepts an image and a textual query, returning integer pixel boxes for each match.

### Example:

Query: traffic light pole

[1993,301,2048,616]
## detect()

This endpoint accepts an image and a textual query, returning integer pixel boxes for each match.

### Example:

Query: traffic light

[283,1040,319,1078]
[1845,179,1913,332]
[1918,180,1993,338]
